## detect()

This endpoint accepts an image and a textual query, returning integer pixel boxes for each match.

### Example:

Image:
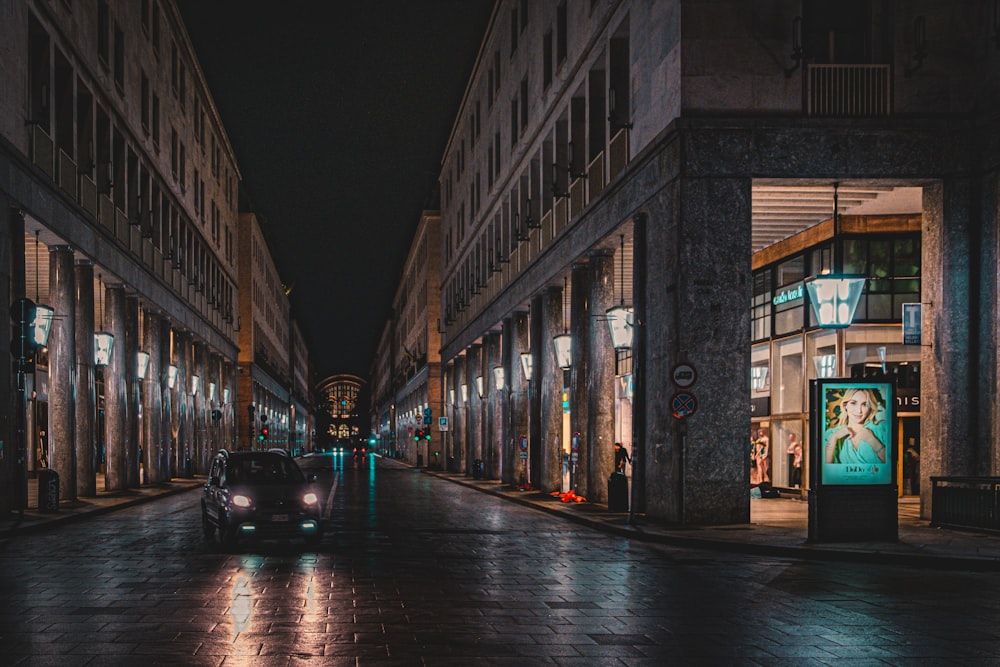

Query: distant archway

[315,374,367,450]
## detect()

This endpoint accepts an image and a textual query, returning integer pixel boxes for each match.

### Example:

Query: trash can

[417,454,424,467]
[184,456,193,478]
[38,469,59,512]
[473,459,483,479]
[608,472,628,512]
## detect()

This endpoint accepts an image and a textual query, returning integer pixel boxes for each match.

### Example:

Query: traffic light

[424,430,431,441]
[259,426,269,442]
[414,430,422,442]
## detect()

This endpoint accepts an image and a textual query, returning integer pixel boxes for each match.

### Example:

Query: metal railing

[931,477,1000,534]
[807,64,891,117]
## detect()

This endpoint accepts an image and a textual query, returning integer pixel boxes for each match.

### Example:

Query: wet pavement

[2,456,1000,665]
[4,460,1000,571]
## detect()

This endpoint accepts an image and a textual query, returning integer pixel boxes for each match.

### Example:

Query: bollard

[473,459,483,480]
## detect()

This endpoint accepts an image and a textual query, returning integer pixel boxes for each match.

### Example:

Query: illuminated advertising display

[816,380,894,486]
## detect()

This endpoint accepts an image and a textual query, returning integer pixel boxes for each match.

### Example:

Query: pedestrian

[614,442,631,473]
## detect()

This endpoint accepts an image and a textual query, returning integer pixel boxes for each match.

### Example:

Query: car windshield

[226,456,304,485]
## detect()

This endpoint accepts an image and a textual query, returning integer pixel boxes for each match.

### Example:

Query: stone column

[484,332,502,479]
[528,295,543,487]
[176,332,190,474]
[539,286,564,493]
[142,309,163,483]
[508,311,530,487]
[191,342,205,473]
[49,246,77,502]
[103,283,127,491]
[643,179,751,524]
[587,251,616,503]
[920,181,976,514]
[500,318,514,485]
[125,295,140,488]
[465,344,482,475]
[161,318,174,479]
[452,355,465,473]
[570,262,590,498]
[73,260,95,497]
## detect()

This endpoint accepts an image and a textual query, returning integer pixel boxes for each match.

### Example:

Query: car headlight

[232,494,252,508]
[302,492,319,506]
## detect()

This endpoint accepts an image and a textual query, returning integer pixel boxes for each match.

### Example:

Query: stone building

[436,0,1000,523]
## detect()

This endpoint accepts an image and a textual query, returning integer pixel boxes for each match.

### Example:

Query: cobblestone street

[2,455,1000,665]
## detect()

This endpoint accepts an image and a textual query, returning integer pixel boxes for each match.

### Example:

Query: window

[151,93,160,149]
[113,22,125,91]
[751,270,772,342]
[97,0,109,68]
[510,9,518,55]
[543,30,553,88]
[141,71,150,134]
[520,77,529,131]
[557,2,567,64]
[510,98,518,146]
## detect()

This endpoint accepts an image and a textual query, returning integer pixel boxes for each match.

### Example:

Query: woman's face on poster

[843,390,872,424]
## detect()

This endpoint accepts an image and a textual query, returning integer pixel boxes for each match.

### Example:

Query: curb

[424,468,1000,572]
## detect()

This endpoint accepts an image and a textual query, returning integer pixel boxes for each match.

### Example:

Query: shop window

[751,271,772,342]
[772,337,803,414]
[772,420,804,489]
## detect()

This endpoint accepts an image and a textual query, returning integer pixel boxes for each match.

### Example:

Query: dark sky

[175,1,494,381]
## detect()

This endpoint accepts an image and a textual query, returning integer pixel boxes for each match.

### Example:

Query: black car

[201,449,322,546]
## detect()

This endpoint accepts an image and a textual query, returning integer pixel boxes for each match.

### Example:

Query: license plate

[271,514,288,522]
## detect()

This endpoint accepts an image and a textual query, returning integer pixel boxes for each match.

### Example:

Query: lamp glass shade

[449,388,456,405]
[493,365,505,391]
[209,381,217,401]
[553,333,572,370]
[805,275,866,328]
[460,384,468,403]
[32,304,55,347]
[223,387,231,404]
[813,354,838,378]
[93,332,114,367]
[606,305,634,349]
[520,352,533,381]
[191,374,200,396]
[136,351,150,379]
[167,364,178,389]
[475,375,484,398]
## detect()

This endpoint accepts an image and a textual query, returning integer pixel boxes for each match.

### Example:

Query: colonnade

[37,244,237,503]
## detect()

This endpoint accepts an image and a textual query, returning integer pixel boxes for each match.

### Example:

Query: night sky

[176,1,495,381]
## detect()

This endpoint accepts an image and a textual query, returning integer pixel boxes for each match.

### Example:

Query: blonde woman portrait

[823,386,888,465]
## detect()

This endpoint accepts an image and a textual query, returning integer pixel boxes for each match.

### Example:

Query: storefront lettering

[771,284,803,306]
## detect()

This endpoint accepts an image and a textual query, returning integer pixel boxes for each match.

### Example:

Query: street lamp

[805,274,867,377]
[606,305,634,350]
[93,331,114,367]
[519,352,533,381]
[167,364,178,389]
[475,375,484,399]
[137,351,150,380]
[191,374,200,396]
[32,304,54,348]
[492,365,505,391]
[552,334,572,370]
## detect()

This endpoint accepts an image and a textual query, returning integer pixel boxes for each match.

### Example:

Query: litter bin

[184,456,193,478]
[608,472,628,512]
[472,459,483,479]
[417,454,424,467]
[38,469,59,512]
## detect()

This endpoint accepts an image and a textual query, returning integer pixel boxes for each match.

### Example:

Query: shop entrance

[899,416,920,496]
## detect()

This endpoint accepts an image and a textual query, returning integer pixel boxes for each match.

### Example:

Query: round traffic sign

[671,391,698,419]
[672,363,697,388]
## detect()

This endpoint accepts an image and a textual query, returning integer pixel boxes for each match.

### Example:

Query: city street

[2,455,1000,665]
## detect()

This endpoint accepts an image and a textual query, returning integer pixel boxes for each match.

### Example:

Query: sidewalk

[423,467,1000,571]
[0,474,205,538]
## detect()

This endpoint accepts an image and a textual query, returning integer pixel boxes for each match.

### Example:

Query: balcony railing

[807,64,891,117]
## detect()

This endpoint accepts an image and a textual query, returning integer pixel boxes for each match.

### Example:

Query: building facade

[0,0,245,510]
[435,0,1000,523]
[371,212,444,466]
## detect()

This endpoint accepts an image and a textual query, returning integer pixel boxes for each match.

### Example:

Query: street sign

[438,417,449,431]
[424,407,432,417]
[423,416,431,425]
[670,391,698,419]
[672,363,697,388]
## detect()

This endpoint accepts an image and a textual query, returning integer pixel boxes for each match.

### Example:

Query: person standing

[787,432,802,488]
[614,442,631,473]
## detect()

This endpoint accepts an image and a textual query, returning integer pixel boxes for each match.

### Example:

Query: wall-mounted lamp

[191,374,200,396]
[553,334,572,370]
[93,331,114,367]
[32,304,54,348]
[449,388,456,405]
[460,383,468,403]
[208,381,217,402]
[167,364,178,389]
[606,235,633,350]
[520,352,533,381]
[223,387,231,404]
[475,375,484,399]
[493,365,505,391]
[136,351,150,380]
[813,354,837,379]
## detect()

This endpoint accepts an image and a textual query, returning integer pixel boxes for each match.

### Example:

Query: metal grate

[807,64,891,117]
